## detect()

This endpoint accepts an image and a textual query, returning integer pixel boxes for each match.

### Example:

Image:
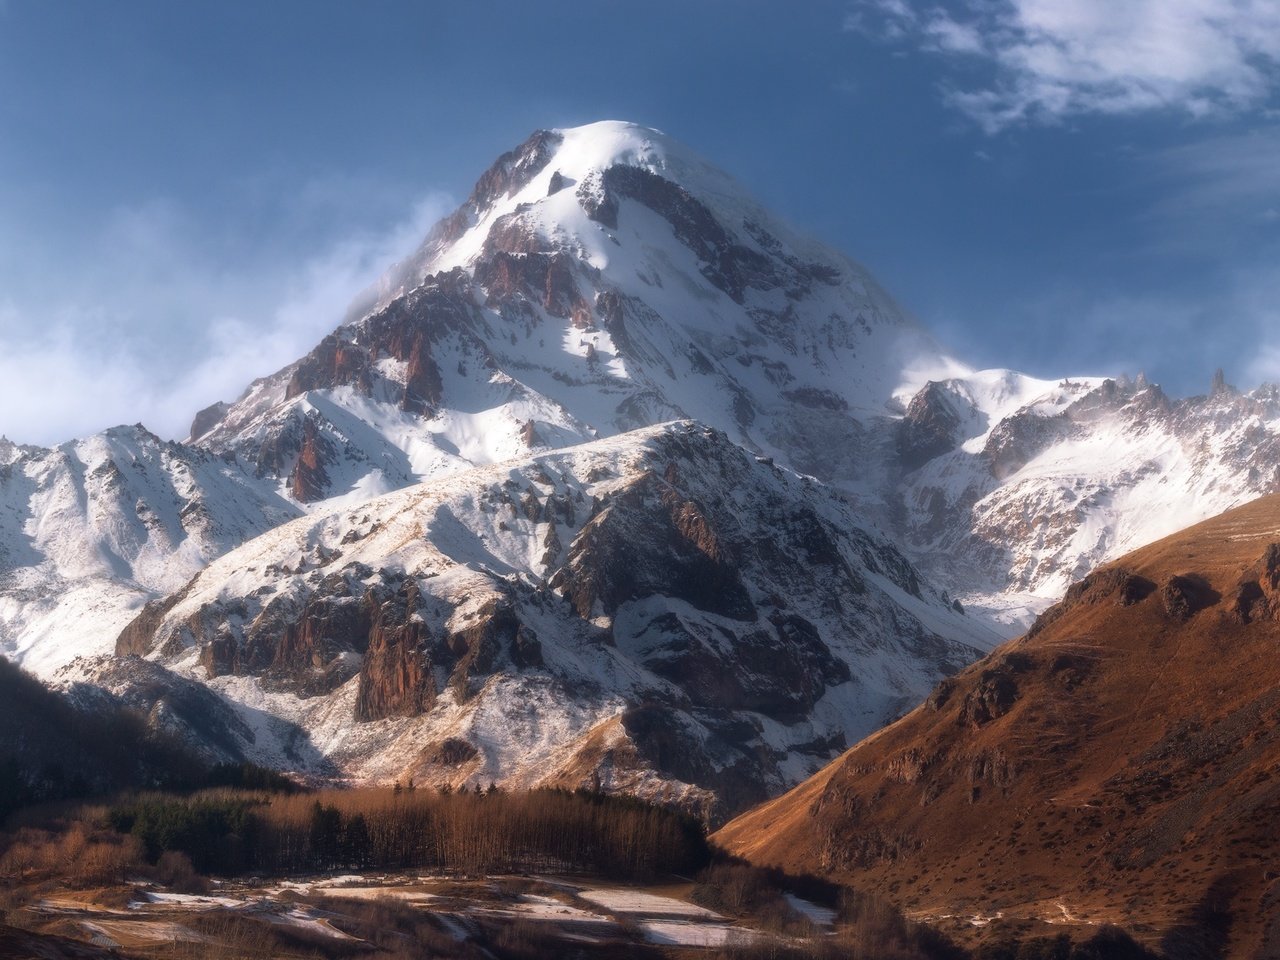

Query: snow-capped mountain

[893,370,1280,629]
[85,422,989,815]
[5,120,1280,811]
[182,121,1280,632]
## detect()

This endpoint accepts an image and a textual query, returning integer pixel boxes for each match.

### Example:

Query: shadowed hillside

[715,494,1280,959]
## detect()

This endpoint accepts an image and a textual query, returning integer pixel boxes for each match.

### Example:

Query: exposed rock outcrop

[109,423,987,814]
[897,381,963,471]
[290,418,332,502]
[1160,573,1219,622]
[550,470,755,622]
[356,579,433,721]
[1027,566,1156,637]
[188,400,230,441]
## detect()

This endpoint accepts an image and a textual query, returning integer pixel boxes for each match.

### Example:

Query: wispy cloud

[0,185,451,445]
[1147,126,1280,222]
[848,0,1280,132]
[992,251,1280,394]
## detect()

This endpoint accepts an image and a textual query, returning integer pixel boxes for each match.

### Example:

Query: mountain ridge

[86,420,989,817]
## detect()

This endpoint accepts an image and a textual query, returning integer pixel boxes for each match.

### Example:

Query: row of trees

[106,786,710,880]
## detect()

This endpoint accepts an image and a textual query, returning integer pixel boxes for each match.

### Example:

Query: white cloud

[0,188,451,446]
[1230,261,1280,386]
[850,0,1280,131]
[1247,343,1280,384]
[1124,125,1280,259]
[923,13,984,54]
[0,315,150,446]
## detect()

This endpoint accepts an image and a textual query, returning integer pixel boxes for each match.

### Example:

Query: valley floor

[0,871,834,959]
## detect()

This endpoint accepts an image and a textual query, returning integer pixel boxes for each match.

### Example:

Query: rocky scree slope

[714,493,1280,956]
[89,422,988,817]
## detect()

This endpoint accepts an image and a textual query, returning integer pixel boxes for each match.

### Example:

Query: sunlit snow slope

[188,121,1280,633]
[0,426,297,674]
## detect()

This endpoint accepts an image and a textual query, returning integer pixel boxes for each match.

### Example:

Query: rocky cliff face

[99,423,990,817]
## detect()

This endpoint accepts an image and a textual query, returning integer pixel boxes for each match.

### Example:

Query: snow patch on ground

[578,888,720,918]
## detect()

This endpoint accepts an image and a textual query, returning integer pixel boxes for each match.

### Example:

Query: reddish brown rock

[355,580,434,722]
[188,400,230,441]
[474,250,594,327]
[285,334,372,401]
[550,469,754,622]
[199,634,240,679]
[401,332,443,415]
[520,420,543,448]
[422,737,479,766]
[407,130,563,268]
[116,588,187,657]
[443,599,539,700]
[1160,573,1218,621]
[290,418,330,502]
[1027,566,1155,638]
[471,129,562,208]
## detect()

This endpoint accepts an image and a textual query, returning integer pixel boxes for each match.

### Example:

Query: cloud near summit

[847,0,1280,132]
[0,184,451,447]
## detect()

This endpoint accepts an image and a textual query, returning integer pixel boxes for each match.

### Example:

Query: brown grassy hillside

[715,494,1280,958]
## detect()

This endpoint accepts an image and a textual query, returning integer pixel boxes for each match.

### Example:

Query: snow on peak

[546,120,752,215]
[550,120,674,174]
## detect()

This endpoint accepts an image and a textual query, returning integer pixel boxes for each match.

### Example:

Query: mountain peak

[190,117,949,518]
[381,120,917,345]
[539,120,734,201]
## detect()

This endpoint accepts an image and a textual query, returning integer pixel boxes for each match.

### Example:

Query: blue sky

[2,0,1279,443]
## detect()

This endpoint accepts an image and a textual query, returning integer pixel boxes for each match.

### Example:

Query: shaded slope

[0,656,205,821]
[715,493,1280,957]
